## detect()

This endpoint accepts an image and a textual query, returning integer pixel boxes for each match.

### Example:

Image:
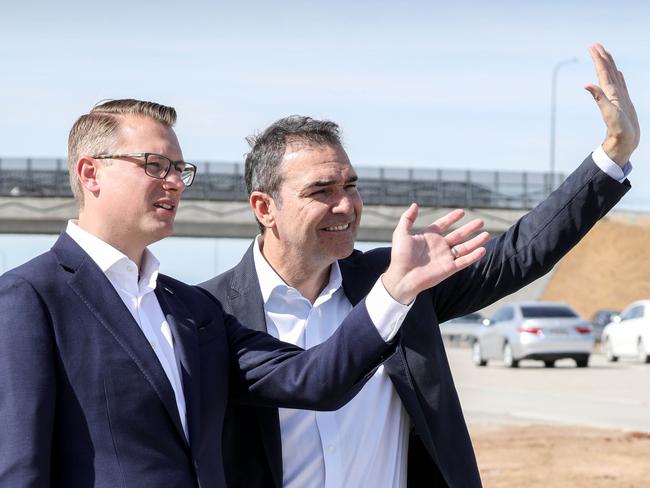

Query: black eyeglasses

[92,152,197,187]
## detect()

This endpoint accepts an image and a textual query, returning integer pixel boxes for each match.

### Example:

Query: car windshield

[449,313,483,323]
[520,306,577,318]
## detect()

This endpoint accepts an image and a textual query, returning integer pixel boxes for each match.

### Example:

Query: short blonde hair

[67,99,177,205]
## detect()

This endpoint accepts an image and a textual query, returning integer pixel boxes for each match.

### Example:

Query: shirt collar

[65,220,159,292]
[252,235,342,305]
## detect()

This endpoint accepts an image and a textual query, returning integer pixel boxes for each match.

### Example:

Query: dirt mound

[541,214,650,319]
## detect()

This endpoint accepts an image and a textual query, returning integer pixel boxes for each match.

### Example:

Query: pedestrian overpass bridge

[0,196,528,241]
[0,157,559,241]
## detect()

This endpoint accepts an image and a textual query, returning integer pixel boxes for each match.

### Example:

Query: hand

[585,43,640,166]
[382,204,489,304]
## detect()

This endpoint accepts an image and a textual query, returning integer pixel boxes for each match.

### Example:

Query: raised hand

[584,43,640,166]
[382,204,490,304]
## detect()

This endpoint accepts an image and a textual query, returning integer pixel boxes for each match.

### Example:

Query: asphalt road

[446,345,650,433]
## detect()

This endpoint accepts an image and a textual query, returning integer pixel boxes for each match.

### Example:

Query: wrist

[602,136,633,167]
[381,268,416,305]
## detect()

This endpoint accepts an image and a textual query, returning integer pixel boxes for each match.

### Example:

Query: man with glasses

[0,99,489,487]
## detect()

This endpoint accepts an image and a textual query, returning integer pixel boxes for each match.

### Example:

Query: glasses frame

[92,152,197,187]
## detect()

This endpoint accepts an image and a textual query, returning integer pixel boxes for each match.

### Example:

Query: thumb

[394,203,418,237]
[585,84,610,108]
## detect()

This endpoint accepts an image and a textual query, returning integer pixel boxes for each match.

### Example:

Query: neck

[77,213,145,269]
[259,235,332,304]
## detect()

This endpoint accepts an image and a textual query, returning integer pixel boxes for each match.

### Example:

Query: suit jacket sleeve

[213,295,392,410]
[0,274,55,487]
[431,155,630,322]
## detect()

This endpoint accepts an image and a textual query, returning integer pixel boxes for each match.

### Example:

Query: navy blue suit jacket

[199,156,630,487]
[0,233,393,487]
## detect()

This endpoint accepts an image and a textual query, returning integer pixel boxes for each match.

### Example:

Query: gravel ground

[470,423,650,487]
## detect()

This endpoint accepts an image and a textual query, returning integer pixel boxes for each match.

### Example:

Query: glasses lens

[180,166,195,186]
[144,154,171,179]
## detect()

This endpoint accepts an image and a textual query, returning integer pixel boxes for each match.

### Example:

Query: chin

[330,242,355,261]
[147,223,174,244]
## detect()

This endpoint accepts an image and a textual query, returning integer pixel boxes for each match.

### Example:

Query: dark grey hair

[244,115,343,199]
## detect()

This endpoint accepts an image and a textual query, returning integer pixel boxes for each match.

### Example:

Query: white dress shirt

[253,238,412,488]
[65,221,188,439]
[592,145,632,182]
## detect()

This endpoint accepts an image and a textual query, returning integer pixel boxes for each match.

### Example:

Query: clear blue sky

[1,0,649,278]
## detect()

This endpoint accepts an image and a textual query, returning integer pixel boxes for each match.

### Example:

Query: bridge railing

[0,158,564,210]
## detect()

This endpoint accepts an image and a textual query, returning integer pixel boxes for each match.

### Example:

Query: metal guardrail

[0,158,564,210]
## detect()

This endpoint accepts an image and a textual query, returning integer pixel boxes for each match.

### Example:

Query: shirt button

[327,445,335,452]
[126,265,134,273]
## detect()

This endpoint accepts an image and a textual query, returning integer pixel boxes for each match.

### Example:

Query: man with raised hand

[200,43,639,487]
[0,99,488,488]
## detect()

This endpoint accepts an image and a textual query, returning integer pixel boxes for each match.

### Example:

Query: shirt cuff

[365,275,413,342]
[592,145,632,183]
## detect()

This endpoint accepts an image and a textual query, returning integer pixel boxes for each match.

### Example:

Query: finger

[444,218,485,246]
[449,231,490,258]
[584,84,613,109]
[394,203,418,237]
[616,70,638,122]
[617,70,628,94]
[618,70,641,130]
[424,209,465,235]
[453,247,487,270]
[594,43,619,73]
[589,44,617,89]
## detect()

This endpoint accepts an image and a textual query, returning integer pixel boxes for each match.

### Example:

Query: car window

[622,306,643,321]
[463,313,483,322]
[491,307,510,323]
[520,306,577,318]
[448,313,483,324]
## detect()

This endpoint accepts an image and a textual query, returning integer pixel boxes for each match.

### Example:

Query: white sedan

[602,300,650,363]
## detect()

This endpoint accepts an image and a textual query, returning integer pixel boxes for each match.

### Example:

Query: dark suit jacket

[0,233,394,488]
[199,156,630,488]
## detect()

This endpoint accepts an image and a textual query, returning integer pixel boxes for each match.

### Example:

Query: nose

[332,190,356,214]
[162,169,186,193]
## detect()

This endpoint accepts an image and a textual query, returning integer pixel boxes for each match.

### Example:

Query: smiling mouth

[154,203,175,211]
[323,223,351,232]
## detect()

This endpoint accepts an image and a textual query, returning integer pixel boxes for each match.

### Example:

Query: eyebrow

[308,175,359,188]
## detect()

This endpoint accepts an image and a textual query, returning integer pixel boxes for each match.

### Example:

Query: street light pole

[550,57,578,189]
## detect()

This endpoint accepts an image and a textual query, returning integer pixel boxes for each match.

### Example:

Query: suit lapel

[54,234,188,446]
[339,255,377,306]
[229,244,283,487]
[228,243,269,333]
[155,282,201,450]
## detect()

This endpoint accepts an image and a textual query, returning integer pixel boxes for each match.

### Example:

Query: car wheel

[637,339,650,364]
[472,341,487,367]
[604,338,619,362]
[502,342,519,368]
[575,355,589,368]
[543,360,555,368]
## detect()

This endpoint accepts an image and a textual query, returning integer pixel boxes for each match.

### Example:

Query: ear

[250,191,276,229]
[77,156,101,194]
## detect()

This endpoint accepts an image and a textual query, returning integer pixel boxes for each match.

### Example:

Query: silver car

[439,312,485,343]
[471,301,594,368]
